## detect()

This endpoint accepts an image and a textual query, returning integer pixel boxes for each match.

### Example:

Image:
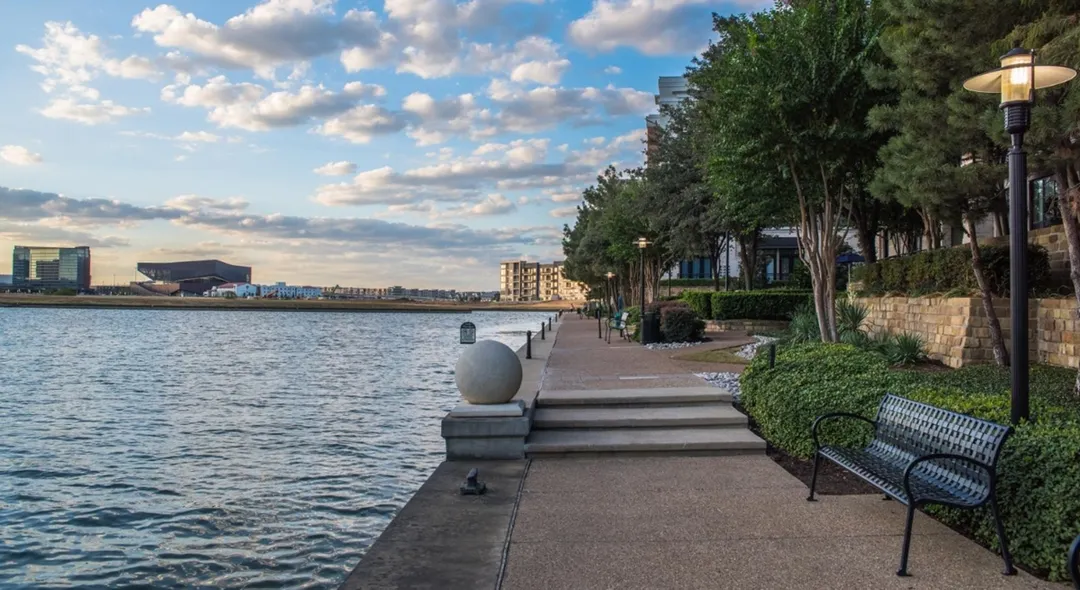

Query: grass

[673,346,749,365]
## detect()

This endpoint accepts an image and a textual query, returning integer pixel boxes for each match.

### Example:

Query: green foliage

[626,305,641,326]
[647,300,690,315]
[852,244,1051,296]
[660,308,706,343]
[680,290,713,320]
[50,288,78,296]
[787,304,821,344]
[741,345,1080,580]
[885,332,929,365]
[711,291,812,321]
[835,298,869,336]
[660,279,721,287]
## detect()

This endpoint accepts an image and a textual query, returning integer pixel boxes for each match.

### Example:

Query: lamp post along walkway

[964,47,1076,424]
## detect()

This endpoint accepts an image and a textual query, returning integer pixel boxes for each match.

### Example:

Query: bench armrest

[811,412,876,450]
[902,453,995,505]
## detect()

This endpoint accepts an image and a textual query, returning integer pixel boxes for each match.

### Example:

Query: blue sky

[0,0,767,289]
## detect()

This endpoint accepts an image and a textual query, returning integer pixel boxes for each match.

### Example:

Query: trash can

[641,312,661,344]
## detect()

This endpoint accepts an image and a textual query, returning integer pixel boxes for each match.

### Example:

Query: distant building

[499,260,586,302]
[0,274,11,286]
[645,75,689,162]
[134,259,251,296]
[12,246,91,291]
[258,282,322,299]
[207,282,259,298]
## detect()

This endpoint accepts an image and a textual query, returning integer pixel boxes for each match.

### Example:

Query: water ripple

[0,308,547,589]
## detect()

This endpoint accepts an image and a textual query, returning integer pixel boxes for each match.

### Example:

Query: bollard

[768,343,776,369]
[548,317,552,331]
[598,314,602,339]
[526,330,532,359]
[541,323,545,340]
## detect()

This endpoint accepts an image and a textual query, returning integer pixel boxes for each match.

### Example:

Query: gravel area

[644,341,704,350]
[735,335,779,360]
[696,371,742,400]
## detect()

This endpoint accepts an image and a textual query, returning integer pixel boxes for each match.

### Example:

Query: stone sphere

[455,340,523,404]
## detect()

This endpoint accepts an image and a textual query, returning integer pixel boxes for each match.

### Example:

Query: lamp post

[964,47,1075,424]
[635,237,651,310]
[605,272,615,317]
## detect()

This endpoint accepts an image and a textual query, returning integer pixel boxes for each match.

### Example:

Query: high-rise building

[12,246,91,291]
[645,75,690,161]
[499,260,586,302]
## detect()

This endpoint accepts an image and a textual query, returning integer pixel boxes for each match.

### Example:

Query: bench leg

[990,494,1017,575]
[806,452,821,501]
[897,503,915,576]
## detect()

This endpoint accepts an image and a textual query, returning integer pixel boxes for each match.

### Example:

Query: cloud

[39,98,149,124]
[176,130,221,142]
[550,206,578,218]
[568,0,770,55]
[312,132,645,208]
[443,194,517,217]
[314,161,358,176]
[133,0,559,83]
[163,76,392,132]
[0,184,558,255]
[1,145,44,166]
[486,80,654,133]
[17,22,155,124]
[604,65,622,74]
[0,220,130,248]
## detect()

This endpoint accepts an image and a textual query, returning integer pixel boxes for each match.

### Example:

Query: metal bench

[607,311,629,343]
[807,393,1014,577]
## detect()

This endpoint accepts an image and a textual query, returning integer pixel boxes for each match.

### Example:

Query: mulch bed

[739,406,876,495]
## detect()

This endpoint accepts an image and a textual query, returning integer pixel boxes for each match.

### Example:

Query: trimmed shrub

[740,345,1080,581]
[852,243,1051,296]
[647,300,690,316]
[660,307,705,342]
[711,291,812,320]
[680,290,712,319]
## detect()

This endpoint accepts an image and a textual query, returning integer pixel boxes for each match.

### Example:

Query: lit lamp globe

[455,340,523,405]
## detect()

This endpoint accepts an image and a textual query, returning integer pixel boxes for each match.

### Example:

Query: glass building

[12,246,92,291]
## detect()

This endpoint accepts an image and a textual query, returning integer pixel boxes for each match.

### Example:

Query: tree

[645,102,731,291]
[692,0,889,339]
[869,0,1020,365]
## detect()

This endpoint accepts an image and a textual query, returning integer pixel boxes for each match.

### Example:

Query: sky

[0,0,768,290]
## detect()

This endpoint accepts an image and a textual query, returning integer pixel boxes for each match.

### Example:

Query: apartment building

[499,260,586,302]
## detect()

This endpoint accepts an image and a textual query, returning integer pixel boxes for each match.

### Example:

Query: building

[500,260,587,302]
[134,259,251,296]
[207,282,259,298]
[258,282,322,299]
[0,274,11,286]
[645,76,690,161]
[12,246,91,291]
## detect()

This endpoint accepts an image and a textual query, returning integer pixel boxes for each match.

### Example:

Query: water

[0,308,551,589]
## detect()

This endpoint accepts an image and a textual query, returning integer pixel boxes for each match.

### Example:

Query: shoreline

[0,295,577,314]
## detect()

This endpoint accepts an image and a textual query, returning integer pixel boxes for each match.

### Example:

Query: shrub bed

[680,290,713,319]
[660,307,705,342]
[852,243,1051,296]
[740,343,1080,580]
[711,291,812,320]
[647,300,690,315]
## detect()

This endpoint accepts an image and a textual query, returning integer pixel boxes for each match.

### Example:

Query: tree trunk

[737,231,759,291]
[710,236,721,292]
[965,214,1009,366]
[1054,166,1080,395]
[850,198,879,263]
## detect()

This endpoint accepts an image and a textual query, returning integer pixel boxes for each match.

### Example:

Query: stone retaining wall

[857,296,1078,368]
[1031,226,1071,284]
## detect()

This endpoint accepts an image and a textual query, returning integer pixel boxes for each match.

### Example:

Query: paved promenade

[503,315,1053,589]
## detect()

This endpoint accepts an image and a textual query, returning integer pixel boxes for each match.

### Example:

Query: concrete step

[536,386,732,408]
[525,427,765,456]
[533,405,746,429]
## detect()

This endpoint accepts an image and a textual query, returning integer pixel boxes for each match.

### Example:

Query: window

[1031,176,1061,229]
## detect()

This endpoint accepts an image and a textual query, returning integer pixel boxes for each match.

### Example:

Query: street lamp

[635,237,651,311]
[964,47,1075,424]
[605,271,616,342]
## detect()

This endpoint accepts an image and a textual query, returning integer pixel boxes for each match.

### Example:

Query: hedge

[851,243,1051,296]
[659,278,718,287]
[711,291,812,320]
[740,343,1080,580]
[660,307,705,342]
[680,291,712,319]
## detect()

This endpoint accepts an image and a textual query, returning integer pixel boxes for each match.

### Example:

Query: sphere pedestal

[455,340,523,405]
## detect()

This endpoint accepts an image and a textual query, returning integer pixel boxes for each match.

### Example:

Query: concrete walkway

[503,315,1056,589]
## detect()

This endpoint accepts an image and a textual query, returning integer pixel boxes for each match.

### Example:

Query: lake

[0,308,550,589]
